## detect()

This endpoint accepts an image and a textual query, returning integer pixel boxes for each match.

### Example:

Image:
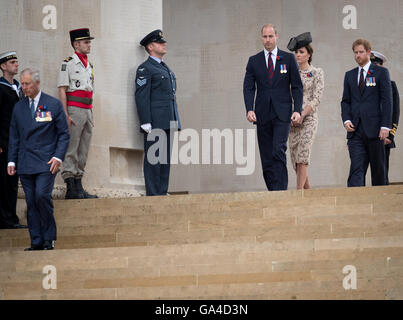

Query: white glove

[141,123,152,133]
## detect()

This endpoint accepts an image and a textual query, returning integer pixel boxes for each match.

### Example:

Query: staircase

[1,185,403,300]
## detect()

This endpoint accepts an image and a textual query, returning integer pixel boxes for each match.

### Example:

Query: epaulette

[64,57,73,63]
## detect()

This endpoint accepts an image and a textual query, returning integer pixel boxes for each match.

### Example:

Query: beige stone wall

[2,0,402,197]
[0,0,163,196]
[164,0,403,193]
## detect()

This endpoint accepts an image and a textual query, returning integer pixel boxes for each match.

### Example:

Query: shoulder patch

[61,64,67,71]
[64,57,73,63]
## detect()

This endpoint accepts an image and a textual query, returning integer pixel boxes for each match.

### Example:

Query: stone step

[3,240,403,273]
[50,185,403,211]
[2,251,403,299]
[2,208,403,250]
[0,282,393,300]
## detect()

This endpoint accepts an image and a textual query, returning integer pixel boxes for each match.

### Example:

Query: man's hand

[385,138,392,145]
[291,112,301,124]
[379,128,389,141]
[48,158,61,175]
[0,147,3,154]
[8,165,16,176]
[344,121,355,132]
[247,111,257,123]
[67,115,76,131]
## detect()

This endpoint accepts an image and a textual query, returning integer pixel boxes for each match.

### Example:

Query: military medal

[35,106,52,122]
[280,64,287,74]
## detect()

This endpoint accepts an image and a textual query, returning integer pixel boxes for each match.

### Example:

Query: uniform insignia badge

[61,64,67,71]
[75,80,81,88]
[139,68,145,72]
[64,57,73,63]
[137,78,147,87]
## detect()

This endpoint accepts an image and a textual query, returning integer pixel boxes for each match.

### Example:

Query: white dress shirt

[8,90,62,168]
[264,46,278,70]
[344,61,389,131]
[356,60,371,85]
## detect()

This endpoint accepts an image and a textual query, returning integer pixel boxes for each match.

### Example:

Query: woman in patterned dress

[288,33,324,189]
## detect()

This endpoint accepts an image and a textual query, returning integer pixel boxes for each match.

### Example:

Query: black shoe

[75,178,98,199]
[0,222,28,229]
[65,177,84,199]
[43,240,55,250]
[11,223,28,229]
[24,244,43,251]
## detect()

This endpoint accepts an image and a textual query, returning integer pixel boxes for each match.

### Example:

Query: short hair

[352,39,371,52]
[20,68,40,82]
[261,24,278,35]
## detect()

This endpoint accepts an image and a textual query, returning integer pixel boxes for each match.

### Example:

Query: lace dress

[289,65,324,169]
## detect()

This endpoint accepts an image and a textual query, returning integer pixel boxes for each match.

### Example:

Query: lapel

[21,97,35,131]
[258,51,269,85]
[28,92,46,130]
[272,49,283,86]
[148,56,168,73]
[362,63,376,98]
[351,67,362,97]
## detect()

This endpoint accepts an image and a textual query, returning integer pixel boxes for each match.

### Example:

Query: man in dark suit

[8,68,70,250]
[341,39,393,187]
[243,24,303,191]
[135,29,181,196]
[0,51,27,229]
[370,50,400,185]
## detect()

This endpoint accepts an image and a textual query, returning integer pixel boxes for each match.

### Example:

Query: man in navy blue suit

[8,68,70,251]
[341,39,392,187]
[243,24,303,191]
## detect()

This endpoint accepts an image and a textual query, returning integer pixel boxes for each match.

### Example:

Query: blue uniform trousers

[143,129,171,196]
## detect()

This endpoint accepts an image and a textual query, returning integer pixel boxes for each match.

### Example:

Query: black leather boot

[75,178,98,199]
[65,177,83,199]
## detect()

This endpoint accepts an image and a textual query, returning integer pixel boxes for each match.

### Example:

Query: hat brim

[73,36,95,42]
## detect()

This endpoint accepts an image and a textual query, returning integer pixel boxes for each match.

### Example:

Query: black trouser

[257,117,290,191]
[347,123,386,187]
[0,150,19,227]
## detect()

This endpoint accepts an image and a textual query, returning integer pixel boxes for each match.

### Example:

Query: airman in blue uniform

[135,29,181,196]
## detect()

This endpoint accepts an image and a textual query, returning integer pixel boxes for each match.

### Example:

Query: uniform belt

[66,95,93,105]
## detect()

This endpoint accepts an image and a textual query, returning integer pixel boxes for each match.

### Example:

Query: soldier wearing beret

[0,51,26,229]
[57,28,98,199]
[135,29,181,196]
[370,50,400,184]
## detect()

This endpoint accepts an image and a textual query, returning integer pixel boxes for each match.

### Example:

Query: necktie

[267,52,274,84]
[30,99,36,118]
[160,61,168,69]
[359,68,364,94]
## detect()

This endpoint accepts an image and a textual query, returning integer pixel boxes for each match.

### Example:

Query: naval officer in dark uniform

[0,51,27,229]
[370,50,400,184]
[135,29,181,196]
